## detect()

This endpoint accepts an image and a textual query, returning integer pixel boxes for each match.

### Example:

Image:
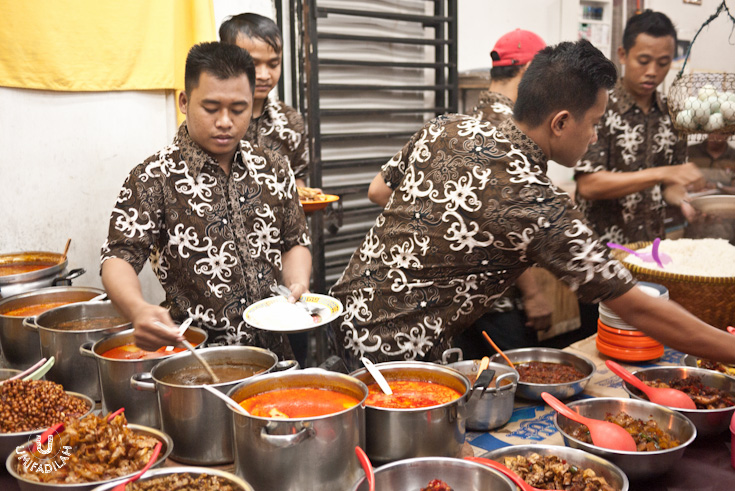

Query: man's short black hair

[514,39,617,128]
[184,42,255,96]
[219,13,283,54]
[622,10,677,53]
[490,65,523,82]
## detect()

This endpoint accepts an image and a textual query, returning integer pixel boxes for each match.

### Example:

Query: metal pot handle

[130,372,156,392]
[21,316,39,331]
[494,372,517,389]
[79,342,95,358]
[260,422,315,448]
[441,347,463,364]
[274,359,300,372]
[52,268,86,286]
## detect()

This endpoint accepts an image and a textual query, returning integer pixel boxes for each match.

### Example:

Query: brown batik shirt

[331,115,635,368]
[471,90,515,127]
[574,80,687,244]
[246,93,309,180]
[101,123,311,359]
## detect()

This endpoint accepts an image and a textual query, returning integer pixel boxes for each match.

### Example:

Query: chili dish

[240,387,361,418]
[101,343,188,360]
[2,301,72,317]
[365,380,462,409]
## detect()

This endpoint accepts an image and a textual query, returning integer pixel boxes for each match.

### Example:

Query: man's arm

[282,245,312,301]
[606,286,735,364]
[514,270,552,331]
[368,172,393,208]
[101,258,181,351]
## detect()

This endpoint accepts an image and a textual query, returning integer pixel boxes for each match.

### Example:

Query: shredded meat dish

[503,453,618,491]
[696,358,735,377]
[16,413,159,483]
[127,473,237,491]
[297,186,327,201]
[516,361,586,384]
[421,479,453,491]
[570,411,680,451]
[645,376,735,409]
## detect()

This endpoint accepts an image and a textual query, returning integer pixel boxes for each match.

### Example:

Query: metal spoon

[542,392,637,452]
[606,360,696,410]
[154,321,219,383]
[361,357,392,395]
[269,284,322,315]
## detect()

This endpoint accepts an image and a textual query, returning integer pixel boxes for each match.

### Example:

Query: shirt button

[223,219,228,224]
[239,197,245,202]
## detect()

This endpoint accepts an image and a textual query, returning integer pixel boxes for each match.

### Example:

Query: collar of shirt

[175,122,245,180]
[497,118,548,172]
[477,90,514,109]
[613,78,665,115]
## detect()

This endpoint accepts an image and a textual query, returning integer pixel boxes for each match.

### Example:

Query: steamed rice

[623,238,735,277]
[248,301,314,330]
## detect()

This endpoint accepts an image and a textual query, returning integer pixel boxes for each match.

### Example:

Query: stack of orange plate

[596,282,668,362]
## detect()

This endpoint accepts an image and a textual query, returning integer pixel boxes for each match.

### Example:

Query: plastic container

[596,282,668,362]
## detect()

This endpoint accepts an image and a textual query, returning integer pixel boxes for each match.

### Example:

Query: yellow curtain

[0,0,215,121]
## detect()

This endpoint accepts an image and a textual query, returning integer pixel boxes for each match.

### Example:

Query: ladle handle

[606,242,641,257]
[355,446,375,491]
[541,392,591,425]
[465,457,536,491]
[605,360,650,393]
[727,326,735,335]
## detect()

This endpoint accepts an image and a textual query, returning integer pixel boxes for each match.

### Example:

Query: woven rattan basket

[610,241,735,330]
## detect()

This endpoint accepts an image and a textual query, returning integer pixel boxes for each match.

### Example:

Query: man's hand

[663,162,705,191]
[285,282,309,303]
[522,291,553,332]
[131,304,182,351]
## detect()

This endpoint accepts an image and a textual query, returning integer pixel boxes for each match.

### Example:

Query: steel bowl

[488,347,595,400]
[553,397,696,481]
[681,353,735,377]
[623,365,735,437]
[0,392,94,473]
[350,361,471,466]
[689,194,735,218]
[481,444,629,491]
[6,423,173,491]
[90,466,254,491]
[350,456,515,491]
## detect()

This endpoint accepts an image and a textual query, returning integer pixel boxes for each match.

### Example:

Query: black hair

[490,65,523,82]
[219,13,283,54]
[184,42,255,96]
[622,10,677,53]
[514,39,617,128]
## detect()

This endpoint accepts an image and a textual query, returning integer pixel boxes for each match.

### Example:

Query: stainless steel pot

[24,301,128,401]
[0,251,83,299]
[130,346,289,465]
[350,361,471,466]
[79,327,208,428]
[446,359,518,431]
[0,286,104,369]
[228,369,367,491]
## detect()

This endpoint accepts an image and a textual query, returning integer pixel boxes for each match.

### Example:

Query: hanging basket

[668,72,735,137]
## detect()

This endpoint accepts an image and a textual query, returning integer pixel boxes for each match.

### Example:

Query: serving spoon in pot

[605,360,696,410]
[361,357,392,395]
[541,392,637,452]
[154,321,220,383]
[111,441,163,491]
[464,457,543,491]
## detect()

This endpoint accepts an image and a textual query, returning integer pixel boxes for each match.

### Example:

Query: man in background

[220,13,310,188]
[101,42,311,358]
[573,10,704,336]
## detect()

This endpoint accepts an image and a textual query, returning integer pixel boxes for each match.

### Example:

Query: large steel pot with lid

[228,369,367,491]
[0,286,104,369]
[0,251,86,299]
[130,346,295,465]
[79,326,208,428]
[23,301,129,401]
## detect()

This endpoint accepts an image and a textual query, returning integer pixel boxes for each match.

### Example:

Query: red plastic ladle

[465,457,541,491]
[355,446,375,491]
[111,441,162,491]
[605,360,696,410]
[541,392,637,452]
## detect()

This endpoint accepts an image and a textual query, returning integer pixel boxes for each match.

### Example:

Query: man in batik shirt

[220,13,309,187]
[330,40,735,371]
[101,43,311,358]
[573,11,704,337]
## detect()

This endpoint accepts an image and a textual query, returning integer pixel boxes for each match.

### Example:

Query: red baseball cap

[491,29,546,67]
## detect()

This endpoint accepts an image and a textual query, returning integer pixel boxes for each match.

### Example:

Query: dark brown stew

[159,363,266,385]
[52,316,128,331]
[515,361,586,384]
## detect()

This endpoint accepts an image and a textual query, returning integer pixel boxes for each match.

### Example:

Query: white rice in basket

[622,238,735,277]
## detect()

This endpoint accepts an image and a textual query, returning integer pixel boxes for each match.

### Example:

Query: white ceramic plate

[243,293,344,333]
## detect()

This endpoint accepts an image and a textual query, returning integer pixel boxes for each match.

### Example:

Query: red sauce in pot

[2,302,72,317]
[365,380,462,409]
[240,387,361,418]
[101,343,187,360]
[0,263,55,276]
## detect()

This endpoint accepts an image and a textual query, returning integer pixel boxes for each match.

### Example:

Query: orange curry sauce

[240,387,361,418]
[0,263,54,276]
[101,343,187,360]
[365,380,462,409]
[2,302,72,317]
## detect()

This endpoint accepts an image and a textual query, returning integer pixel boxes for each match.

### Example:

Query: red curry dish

[239,387,361,418]
[2,301,72,318]
[365,380,462,409]
[0,263,55,276]
[515,361,586,384]
[101,343,187,360]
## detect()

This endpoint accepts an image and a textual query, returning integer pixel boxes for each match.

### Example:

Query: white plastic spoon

[361,357,392,395]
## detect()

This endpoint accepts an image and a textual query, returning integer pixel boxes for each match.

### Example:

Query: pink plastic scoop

[355,446,375,491]
[606,360,696,410]
[607,240,672,268]
[465,457,542,491]
[541,392,637,452]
